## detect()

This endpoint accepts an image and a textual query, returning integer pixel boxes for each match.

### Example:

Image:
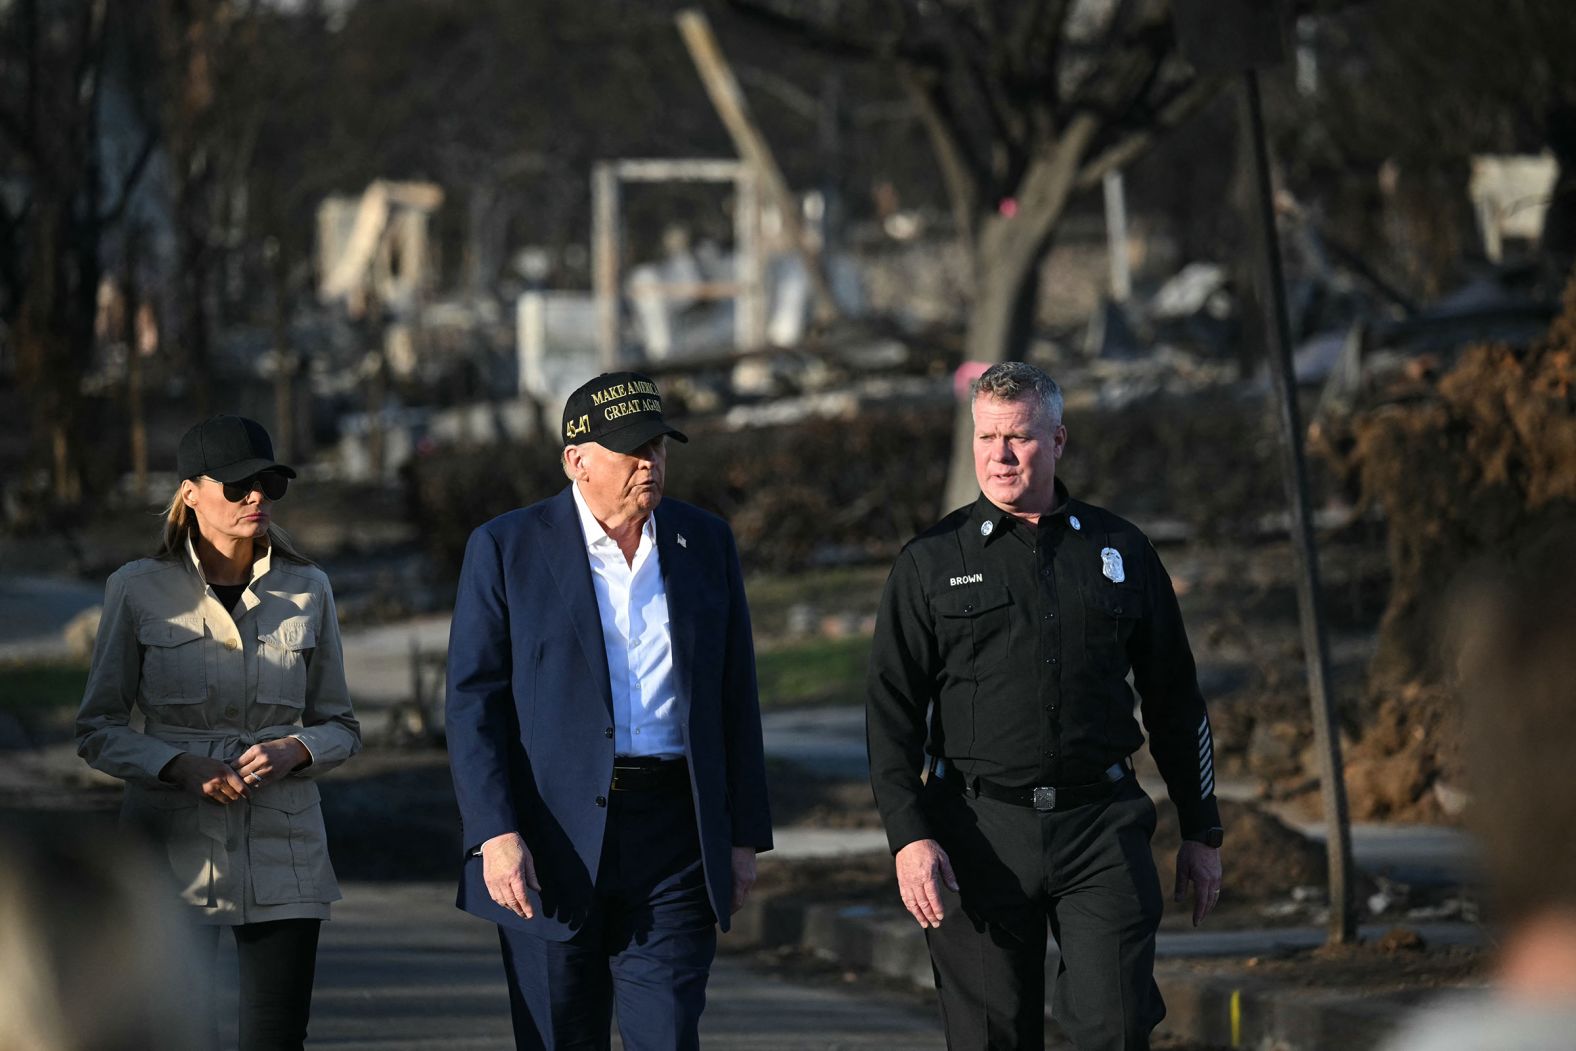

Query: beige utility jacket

[76,538,361,925]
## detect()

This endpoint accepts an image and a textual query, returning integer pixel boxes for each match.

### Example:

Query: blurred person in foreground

[445,372,772,1050]
[0,823,202,1051]
[75,415,361,1051]
[867,361,1224,1050]
[1380,527,1576,1051]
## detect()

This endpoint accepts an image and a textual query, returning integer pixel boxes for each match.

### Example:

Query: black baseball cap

[561,372,688,454]
[177,415,297,483]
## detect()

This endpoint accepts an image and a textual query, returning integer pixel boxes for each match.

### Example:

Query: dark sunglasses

[208,472,289,503]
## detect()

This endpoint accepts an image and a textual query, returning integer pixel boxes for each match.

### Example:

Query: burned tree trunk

[942,122,1098,511]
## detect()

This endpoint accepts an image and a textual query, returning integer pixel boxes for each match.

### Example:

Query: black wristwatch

[1185,826,1224,848]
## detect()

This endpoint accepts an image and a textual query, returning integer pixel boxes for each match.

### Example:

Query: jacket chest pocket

[257,616,316,707]
[137,616,208,705]
[1082,585,1142,674]
[931,585,1013,677]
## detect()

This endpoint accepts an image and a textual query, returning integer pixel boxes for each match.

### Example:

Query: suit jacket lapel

[539,488,614,718]
[656,507,697,722]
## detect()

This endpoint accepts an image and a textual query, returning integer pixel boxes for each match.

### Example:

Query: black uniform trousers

[922,775,1164,1051]
[497,786,718,1051]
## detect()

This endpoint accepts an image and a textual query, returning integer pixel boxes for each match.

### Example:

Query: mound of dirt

[1307,276,1576,819]
[1153,797,1370,903]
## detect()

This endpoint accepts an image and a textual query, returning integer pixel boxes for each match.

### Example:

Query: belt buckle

[1032,786,1056,811]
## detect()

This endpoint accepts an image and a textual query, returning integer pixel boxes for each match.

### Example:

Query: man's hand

[162,753,250,804]
[730,846,757,914]
[482,832,541,920]
[895,838,958,928]
[1174,841,1223,926]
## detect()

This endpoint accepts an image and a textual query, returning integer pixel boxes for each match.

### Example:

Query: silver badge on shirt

[1100,547,1125,583]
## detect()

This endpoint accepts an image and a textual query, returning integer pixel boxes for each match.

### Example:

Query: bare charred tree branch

[736,64,821,121]
[726,0,944,68]
[944,34,1022,170]
[96,128,159,226]
[898,61,982,244]
[0,105,37,161]
[1101,0,1143,53]
[0,193,26,303]
[23,0,39,149]
[1073,74,1223,190]
[1042,0,1072,114]
[1066,5,1172,119]
[68,0,108,145]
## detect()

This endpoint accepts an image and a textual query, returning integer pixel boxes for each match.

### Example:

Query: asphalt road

[214,882,946,1051]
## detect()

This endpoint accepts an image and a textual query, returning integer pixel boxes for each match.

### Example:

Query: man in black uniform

[867,361,1224,1051]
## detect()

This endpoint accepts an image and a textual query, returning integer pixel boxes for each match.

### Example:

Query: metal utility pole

[1103,170,1132,303]
[592,163,622,370]
[1173,0,1357,944]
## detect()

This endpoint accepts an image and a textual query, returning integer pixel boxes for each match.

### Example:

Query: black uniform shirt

[867,480,1222,852]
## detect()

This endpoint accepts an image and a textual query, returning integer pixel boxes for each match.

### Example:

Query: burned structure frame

[591,158,767,368]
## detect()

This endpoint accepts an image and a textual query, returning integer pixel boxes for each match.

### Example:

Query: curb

[731,897,1428,1050]
[1153,964,1407,1050]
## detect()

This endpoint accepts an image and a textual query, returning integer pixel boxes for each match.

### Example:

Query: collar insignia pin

[676,533,687,549]
[1069,515,1082,531]
[980,520,994,537]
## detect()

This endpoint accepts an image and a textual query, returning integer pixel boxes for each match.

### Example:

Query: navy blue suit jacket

[445,487,773,940]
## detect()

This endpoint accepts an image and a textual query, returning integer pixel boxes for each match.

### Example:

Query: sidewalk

[730,890,1485,1051]
[214,881,945,1050]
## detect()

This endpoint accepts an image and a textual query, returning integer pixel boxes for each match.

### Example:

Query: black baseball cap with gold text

[561,372,688,454]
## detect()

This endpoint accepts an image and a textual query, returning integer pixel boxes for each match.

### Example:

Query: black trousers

[497,787,718,1051]
[192,918,322,1051]
[922,777,1164,1051]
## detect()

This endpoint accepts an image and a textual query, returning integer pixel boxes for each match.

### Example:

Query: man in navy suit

[445,372,773,1051]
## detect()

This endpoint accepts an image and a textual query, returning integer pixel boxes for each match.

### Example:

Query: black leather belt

[934,758,1131,812]
[610,756,689,793]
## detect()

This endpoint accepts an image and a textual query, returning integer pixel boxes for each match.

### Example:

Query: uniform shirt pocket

[1082,584,1144,675]
[256,616,317,708]
[931,585,1013,667]
[136,615,208,706]
[929,585,1013,752]
[248,778,337,904]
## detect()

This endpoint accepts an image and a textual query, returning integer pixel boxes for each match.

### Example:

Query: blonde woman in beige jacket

[76,415,360,1051]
